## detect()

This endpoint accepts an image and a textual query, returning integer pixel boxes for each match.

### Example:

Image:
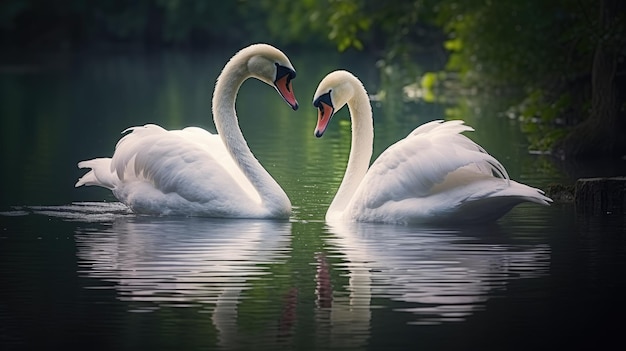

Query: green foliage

[283,0,621,154]
[433,0,595,89]
[3,0,622,155]
[254,0,373,50]
[510,89,571,151]
[0,0,282,47]
[253,0,324,45]
[327,0,371,51]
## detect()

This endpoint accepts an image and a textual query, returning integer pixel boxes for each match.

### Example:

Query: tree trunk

[553,0,624,159]
[588,0,619,144]
[575,177,626,215]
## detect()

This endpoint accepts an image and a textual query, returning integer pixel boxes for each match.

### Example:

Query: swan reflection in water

[39,202,551,349]
[73,210,291,348]
[320,220,551,333]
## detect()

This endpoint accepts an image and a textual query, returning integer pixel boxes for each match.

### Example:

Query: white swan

[75,44,299,218]
[312,70,552,224]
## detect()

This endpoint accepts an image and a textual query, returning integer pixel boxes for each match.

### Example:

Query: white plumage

[76,44,299,218]
[312,70,552,224]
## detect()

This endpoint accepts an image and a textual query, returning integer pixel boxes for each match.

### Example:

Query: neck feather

[327,81,373,219]
[212,55,290,217]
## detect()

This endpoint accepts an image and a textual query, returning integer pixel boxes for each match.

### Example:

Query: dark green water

[0,48,624,350]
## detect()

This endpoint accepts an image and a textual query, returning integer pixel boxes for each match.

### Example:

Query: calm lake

[1,46,624,350]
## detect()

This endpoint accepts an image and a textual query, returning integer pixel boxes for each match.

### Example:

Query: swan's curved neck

[327,81,373,219]
[212,56,290,217]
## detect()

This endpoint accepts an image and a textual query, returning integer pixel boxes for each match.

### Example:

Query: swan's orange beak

[314,101,334,138]
[275,73,299,110]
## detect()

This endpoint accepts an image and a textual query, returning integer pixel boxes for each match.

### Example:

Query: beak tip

[292,103,299,111]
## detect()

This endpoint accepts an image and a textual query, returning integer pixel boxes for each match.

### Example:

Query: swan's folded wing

[176,126,237,171]
[352,120,509,210]
[110,125,259,204]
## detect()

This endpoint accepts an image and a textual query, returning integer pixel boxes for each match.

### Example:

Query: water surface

[1,48,624,350]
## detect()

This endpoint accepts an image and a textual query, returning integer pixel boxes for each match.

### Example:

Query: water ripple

[1,202,133,222]
[323,221,551,325]
[75,217,291,308]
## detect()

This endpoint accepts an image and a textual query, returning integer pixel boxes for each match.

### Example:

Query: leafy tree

[0,0,270,48]
[296,0,626,158]
[3,0,624,158]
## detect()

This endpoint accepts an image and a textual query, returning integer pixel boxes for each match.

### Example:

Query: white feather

[76,44,296,218]
[313,70,552,224]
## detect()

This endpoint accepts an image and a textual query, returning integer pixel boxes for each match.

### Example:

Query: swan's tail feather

[493,181,553,206]
[521,188,553,206]
[454,184,552,223]
[76,158,119,190]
